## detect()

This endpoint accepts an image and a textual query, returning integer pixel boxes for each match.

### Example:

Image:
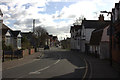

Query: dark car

[44,45,49,50]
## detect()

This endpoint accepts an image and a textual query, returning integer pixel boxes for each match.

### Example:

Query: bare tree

[73,15,85,25]
[34,26,48,47]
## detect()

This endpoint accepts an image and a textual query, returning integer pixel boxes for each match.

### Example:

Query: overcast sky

[0,0,119,40]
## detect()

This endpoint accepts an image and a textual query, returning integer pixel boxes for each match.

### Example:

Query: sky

[0,0,119,40]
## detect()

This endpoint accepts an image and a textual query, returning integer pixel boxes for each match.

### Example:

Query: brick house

[111,2,120,72]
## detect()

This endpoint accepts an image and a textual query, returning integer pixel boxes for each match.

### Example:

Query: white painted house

[70,19,82,50]
[80,15,110,53]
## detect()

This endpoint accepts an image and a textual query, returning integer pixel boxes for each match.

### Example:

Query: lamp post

[100,11,113,66]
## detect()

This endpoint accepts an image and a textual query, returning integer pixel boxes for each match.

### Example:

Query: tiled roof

[21,32,33,38]
[53,36,57,39]
[2,24,11,30]
[74,25,82,31]
[90,29,103,45]
[11,31,21,37]
[2,24,12,36]
[2,24,21,38]
[70,25,82,33]
[49,35,52,37]
[89,21,110,45]
[82,20,110,29]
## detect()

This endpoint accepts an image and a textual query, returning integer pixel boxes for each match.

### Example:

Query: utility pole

[100,11,113,66]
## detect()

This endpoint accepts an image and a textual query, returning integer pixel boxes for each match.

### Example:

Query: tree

[34,26,48,47]
[21,35,31,49]
[73,15,85,25]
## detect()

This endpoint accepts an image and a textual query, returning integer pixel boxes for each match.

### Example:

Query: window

[6,36,11,45]
[17,38,21,49]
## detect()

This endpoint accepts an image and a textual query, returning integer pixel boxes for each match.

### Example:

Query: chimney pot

[99,14,104,21]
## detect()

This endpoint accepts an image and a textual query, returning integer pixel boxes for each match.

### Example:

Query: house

[45,32,51,46]
[53,36,58,46]
[80,15,110,53]
[2,24,22,50]
[61,38,71,49]
[48,35,53,47]
[70,25,82,50]
[70,19,82,51]
[89,25,110,59]
[111,2,120,72]
[1,9,22,50]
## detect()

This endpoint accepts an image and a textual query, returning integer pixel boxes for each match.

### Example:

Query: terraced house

[2,24,22,50]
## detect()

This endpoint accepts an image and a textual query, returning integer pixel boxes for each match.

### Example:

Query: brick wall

[30,48,35,55]
[112,36,120,63]
[22,49,29,57]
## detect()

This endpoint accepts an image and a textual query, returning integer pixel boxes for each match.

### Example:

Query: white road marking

[29,59,60,75]
[82,58,88,80]
[38,66,50,71]
[54,60,60,64]
[77,66,86,69]
[33,59,41,61]
[13,59,61,78]
[29,71,41,74]
[18,58,23,60]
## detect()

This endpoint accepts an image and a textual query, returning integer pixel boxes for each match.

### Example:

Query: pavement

[75,52,120,79]
[2,49,44,70]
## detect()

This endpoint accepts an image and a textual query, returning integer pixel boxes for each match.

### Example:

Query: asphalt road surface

[2,47,87,80]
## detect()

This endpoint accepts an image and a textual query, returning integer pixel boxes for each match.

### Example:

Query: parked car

[44,45,49,50]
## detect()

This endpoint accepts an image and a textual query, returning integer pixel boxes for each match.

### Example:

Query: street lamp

[100,10,113,66]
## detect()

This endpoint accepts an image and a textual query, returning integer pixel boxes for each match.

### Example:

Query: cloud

[0,0,119,40]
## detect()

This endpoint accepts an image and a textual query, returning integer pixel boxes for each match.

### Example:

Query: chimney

[84,18,86,20]
[33,19,35,33]
[99,14,104,21]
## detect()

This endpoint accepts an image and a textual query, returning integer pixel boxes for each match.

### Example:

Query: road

[2,47,88,79]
